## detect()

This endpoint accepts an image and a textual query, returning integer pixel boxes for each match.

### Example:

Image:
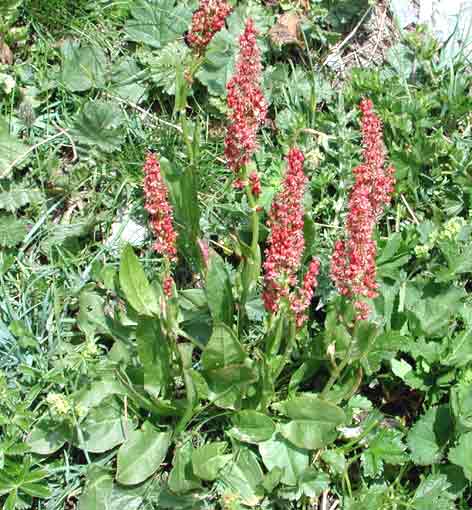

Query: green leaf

[109,482,147,510]
[361,429,408,477]
[201,323,245,370]
[41,220,94,251]
[274,394,346,424]
[110,58,147,103]
[444,329,472,367]
[206,252,234,326]
[412,473,455,510]
[78,397,136,453]
[116,422,171,485]
[168,441,201,494]
[78,466,113,510]
[61,40,107,92]
[0,118,31,177]
[321,450,346,475]
[70,100,124,152]
[0,188,43,212]
[196,28,237,96]
[124,0,192,49]
[219,447,264,507]
[298,467,329,498]
[136,318,171,398]
[146,41,190,95]
[230,411,275,444]
[448,431,472,481]
[405,283,465,337]
[451,384,472,433]
[407,405,453,465]
[259,434,309,486]
[279,420,338,450]
[0,216,28,248]
[27,418,71,455]
[191,442,232,481]
[119,244,159,316]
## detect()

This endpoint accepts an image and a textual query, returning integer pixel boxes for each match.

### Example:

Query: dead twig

[400,193,420,225]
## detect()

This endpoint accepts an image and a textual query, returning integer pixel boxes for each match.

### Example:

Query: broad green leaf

[75,376,128,411]
[230,411,275,443]
[136,318,171,398]
[109,482,147,510]
[78,466,113,510]
[78,397,136,453]
[21,481,51,498]
[160,158,201,266]
[259,434,309,486]
[146,41,190,95]
[444,329,472,367]
[449,432,472,480]
[77,288,110,339]
[119,244,159,316]
[412,473,455,510]
[206,252,234,325]
[274,394,346,424]
[41,220,95,251]
[321,450,346,475]
[298,467,329,498]
[405,283,465,337]
[110,57,147,103]
[61,40,107,92]
[0,188,43,212]
[116,422,171,485]
[0,118,31,177]
[0,216,28,248]
[451,384,472,433]
[168,441,201,494]
[219,447,264,507]
[27,418,71,455]
[196,28,237,96]
[124,0,192,48]
[361,429,408,477]
[201,323,245,370]
[70,100,124,152]
[279,420,338,450]
[407,405,453,465]
[192,442,232,481]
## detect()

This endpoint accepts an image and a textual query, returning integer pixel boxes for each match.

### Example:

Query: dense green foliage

[1,1,472,509]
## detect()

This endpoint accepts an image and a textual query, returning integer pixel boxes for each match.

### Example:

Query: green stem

[321,341,354,399]
[245,186,259,254]
[274,318,297,382]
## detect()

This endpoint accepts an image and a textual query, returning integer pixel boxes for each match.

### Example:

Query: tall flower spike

[143,153,178,262]
[263,148,319,326]
[224,18,267,183]
[187,0,232,53]
[331,99,395,320]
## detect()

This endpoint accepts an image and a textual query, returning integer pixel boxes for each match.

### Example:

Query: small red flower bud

[143,153,178,262]
[187,0,232,53]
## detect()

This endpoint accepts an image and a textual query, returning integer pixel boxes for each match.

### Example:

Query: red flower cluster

[249,171,262,197]
[331,99,395,320]
[143,153,178,262]
[224,19,267,182]
[187,0,232,53]
[263,148,319,327]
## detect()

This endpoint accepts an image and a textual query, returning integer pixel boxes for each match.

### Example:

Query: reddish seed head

[330,99,395,320]
[224,19,268,182]
[187,0,232,53]
[263,148,319,326]
[163,275,174,297]
[143,153,178,262]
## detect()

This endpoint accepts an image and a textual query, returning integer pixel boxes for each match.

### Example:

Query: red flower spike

[263,148,319,327]
[143,153,178,262]
[290,258,320,328]
[163,276,174,297]
[224,19,267,181]
[330,99,395,320]
[249,171,262,197]
[188,0,232,53]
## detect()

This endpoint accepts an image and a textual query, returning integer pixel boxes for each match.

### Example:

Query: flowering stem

[245,185,259,254]
[321,340,354,399]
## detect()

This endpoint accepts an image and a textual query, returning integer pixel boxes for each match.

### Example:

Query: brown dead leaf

[269,12,302,46]
[0,39,13,65]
